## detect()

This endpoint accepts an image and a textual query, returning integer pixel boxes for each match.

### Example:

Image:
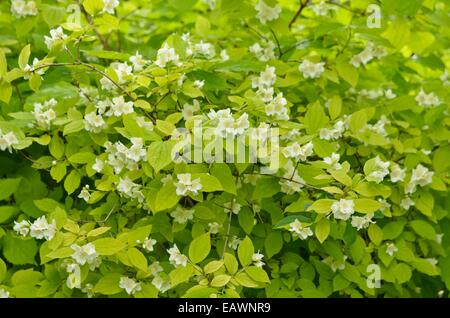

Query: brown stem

[79,2,109,50]
[289,0,310,30]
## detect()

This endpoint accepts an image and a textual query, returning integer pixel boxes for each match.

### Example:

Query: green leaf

[154,182,180,212]
[307,199,334,214]
[64,170,81,195]
[368,224,383,245]
[127,247,148,271]
[0,178,22,201]
[189,232,210,263]
[210,274,231,287]
[353,199,381,213]
[336,60,358,87]
[245,266,270,283]
[304,102,328,134]
[94,273,122,295]
[83,0,104,15]
[252,177,280,200]
[237,236,254,267]
[315,218,330,243]
[170,264,194,287]
[93,238,126,255]
[264,232,283,258]
[238,207,254,235]
[49,134,64,159]
[3,234,38,265]
[204,260,224,274]
[409,220,435,240]
[211,163,236,195]
[328,95,342,120]
[0,258,7,283]
[224,253,238,275]
[18,44,31,70]
[0,81,12,104]
[147,141,173,174]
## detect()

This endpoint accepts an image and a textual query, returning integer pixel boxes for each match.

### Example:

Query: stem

[13,83,23,105]
[289,0,310,30]
[269,27,283,58]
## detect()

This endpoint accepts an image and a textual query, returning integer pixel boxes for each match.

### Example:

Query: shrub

[0,0,449,298]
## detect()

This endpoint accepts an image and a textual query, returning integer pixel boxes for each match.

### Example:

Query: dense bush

[0,0,449,298]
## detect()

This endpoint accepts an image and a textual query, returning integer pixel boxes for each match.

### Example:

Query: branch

[289,0,310,30]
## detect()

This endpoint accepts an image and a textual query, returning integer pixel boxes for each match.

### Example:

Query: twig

[289,0,310,30]
[243,171,328,192]
[269,27,283,58]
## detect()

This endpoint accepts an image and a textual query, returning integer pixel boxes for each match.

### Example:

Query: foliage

[0,0,449,298]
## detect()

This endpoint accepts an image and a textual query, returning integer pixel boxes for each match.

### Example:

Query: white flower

[212,109,250,138]
[155,43,180,68]
[289,219,313,240]
[390,164,406,183]
[400,197,415,210]
[368,156,390,183]
[386,243,398,257]
[78,185,91,202]
[323,152,342,170]
[182,100,200,120]
[170,206,194,224]
[23,57,45,80]
[265,93,289,120]
[119,277,142,295]
[220,49,229,61]
[136,116,154,131]
[299,60,325,79]
[117,177,144,202]
[129,51,146,71]
[0,130,19,153]
[319,121,346,141]
[102,0,119,14]
[282,142,314,161]
[32,98,57,129]
[149,262,164,276]
[30,216,56,240]
[193,41,216,59]
[224,200,241,214]
[71,243,98,265]
[167,244,188,267]
[411,164,434,187]
[350,43,387,68]
[84,112,107,133]
[44,26,67,49]
[440,70,450,86]
[249,41,276,61]
[142,237,157,252]
[311,1,334,16]
[228,236,242,250]
[384,89,397,99]
[255,0,281,24]
[13,220,31,237]
[331,199,355,220]
[416,89,441,107]
[193,80,205,89]
[175,173,202,196]
[378,198,391,212]
[111,96,134,116]
[208,222,220,234]
[435,234,444,245]
[252,251,265,268]
[280,161,305,194]
[11,0,38,18]
[92,158,104,173]
[0,288,10,298]
[152,275,171,293]
[351,213,374,230]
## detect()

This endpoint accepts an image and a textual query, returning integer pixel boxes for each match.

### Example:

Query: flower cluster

[0,130,19,153]
[13,216,56,241]
[32,98,57,129]
[255,0,281,24]
[175,173,202,196]
[10,0,38,18]
[103,138,147,174]
[207,108,250,138]
[249,41,276,62]
[331,199,355,221]
[350,42,387,68]
[299,59,326,79]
